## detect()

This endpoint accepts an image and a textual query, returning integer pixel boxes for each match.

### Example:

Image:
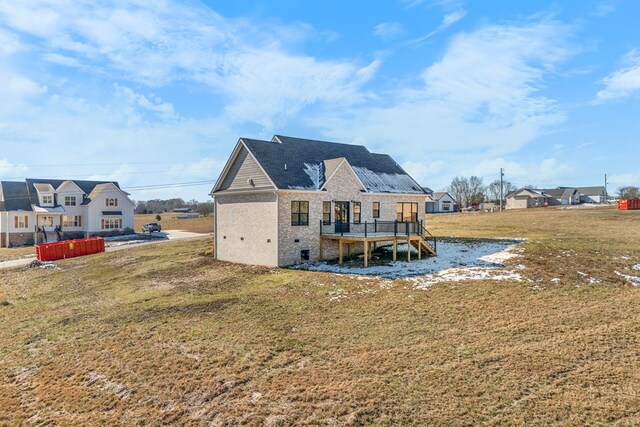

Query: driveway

[0,231,211,270]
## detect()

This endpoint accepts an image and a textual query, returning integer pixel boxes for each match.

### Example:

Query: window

[372,202,380,219]
[14,215,28,229]
[322,201,331,225]
[442,201,451,212]
[64,196,76,206]
[40,216,54,227]
[396,202,418,222]
[101,218,122,229]
[42,195,53,205]
[106,198,118,207]
[63,215,81,227]
[291,201,309,226]
[353,202,361,224]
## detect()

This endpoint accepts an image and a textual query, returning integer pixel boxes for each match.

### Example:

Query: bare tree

[617,186,640,200]
[448,176,468,207]
[486,179,517,203]
[468,176,485,206]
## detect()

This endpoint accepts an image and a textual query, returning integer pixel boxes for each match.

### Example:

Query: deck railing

[319,219,437,253]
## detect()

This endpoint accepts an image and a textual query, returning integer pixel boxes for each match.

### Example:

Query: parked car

[142,222,161,233]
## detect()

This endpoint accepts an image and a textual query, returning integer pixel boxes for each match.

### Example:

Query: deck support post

[319,238,324,261]
[407,237,411,262]
[364,239,368,268]
[339,240,344,265]
[393,239,397,261]
[418,238,422,260]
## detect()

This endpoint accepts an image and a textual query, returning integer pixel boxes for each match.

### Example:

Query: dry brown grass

[0,246,34,262]
[134,213,213,234]
[1,207,640,425]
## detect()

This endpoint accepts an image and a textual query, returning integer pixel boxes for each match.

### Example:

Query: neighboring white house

[571,186,607,203]
[425,191,456,213]
[211,135,436,267]
[541,188,580,206]
[0,178,135,247]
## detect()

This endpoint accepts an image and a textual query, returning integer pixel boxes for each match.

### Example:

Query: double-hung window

[353,202,361,224]
[322,201,331,225]
[372,202,380,219]
[291,201,309,226]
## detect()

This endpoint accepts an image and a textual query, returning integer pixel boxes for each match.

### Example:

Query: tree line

[446,176,517,208]
[134,198,214,216]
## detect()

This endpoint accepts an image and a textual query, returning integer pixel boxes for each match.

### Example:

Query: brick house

[0,178,135,247]
[211,135,436,267]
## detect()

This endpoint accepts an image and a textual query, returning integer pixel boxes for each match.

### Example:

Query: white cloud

[596,49,640,102]
[114,84,175,119]
[0,1,377,129]
[609,172,640,187]
[409,10,466,44]
[309,20,574,163]
[374,22,404,40]
[0,159,29,179]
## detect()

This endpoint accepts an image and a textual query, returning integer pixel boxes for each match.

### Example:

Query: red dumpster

[36,237,105,262]
[618,199,640,210]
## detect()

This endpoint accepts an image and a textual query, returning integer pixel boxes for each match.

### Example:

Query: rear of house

[211,135,434,267]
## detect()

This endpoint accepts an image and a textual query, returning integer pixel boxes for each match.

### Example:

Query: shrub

[156,215,162,221]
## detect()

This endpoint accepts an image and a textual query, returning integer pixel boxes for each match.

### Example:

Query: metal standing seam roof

[236,135,426,194]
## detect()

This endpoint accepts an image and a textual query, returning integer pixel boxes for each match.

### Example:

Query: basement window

[300,250,310,261]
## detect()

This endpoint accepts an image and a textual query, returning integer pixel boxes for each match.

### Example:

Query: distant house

[0,178,134,247]
[479,202,499,212]
[425,191,456,213]
[505,188,550,209]
[568,186,607,204]
[172,208,193,213]
[211,135,436,267]
[541,188,580,206]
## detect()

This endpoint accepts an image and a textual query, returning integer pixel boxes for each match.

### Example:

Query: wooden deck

[320,233,436,267]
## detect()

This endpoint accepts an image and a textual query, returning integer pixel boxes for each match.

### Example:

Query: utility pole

[604,173,608,204]
[499,168,505,212]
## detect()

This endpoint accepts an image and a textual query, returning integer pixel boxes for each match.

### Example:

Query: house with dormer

[211,135,436,267]
[0,178,134,247]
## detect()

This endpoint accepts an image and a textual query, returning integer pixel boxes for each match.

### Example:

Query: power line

[0,160,195,169]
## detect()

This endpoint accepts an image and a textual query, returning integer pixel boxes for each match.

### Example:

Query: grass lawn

[2,206,640,425]
[134,213,214,234]
[0,246,34,262]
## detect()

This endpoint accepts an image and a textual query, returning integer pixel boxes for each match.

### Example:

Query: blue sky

[1,0,639,201]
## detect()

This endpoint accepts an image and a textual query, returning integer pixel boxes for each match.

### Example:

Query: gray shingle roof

[0,179,121,211]
[239,135,425,194]
[0,181,32,211]
[541,188,576,198]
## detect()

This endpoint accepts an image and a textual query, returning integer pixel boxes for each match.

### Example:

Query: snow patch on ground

[614,271,640,286]
[297,239,524,280]
[402,267,523,290]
